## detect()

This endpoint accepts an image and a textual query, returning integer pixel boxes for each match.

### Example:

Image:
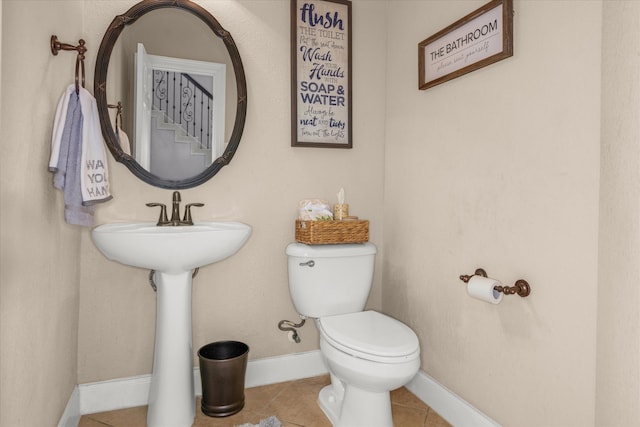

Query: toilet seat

[318,311,420,364]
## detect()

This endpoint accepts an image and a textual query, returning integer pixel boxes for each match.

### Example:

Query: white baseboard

[59,350,498,427]
[79,373,156,415]
[406,370,501,427]
[57,386,80,427]
[57,349,328,426]
[244,349,329,388]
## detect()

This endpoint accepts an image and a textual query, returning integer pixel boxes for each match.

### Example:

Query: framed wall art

[291,0,352,148]
[418,0,513,90]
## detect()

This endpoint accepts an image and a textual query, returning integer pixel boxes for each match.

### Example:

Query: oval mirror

[94,0,247,189]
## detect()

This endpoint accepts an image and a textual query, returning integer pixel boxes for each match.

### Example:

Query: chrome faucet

[146,191,204,226]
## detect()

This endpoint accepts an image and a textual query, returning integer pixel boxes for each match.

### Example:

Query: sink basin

[92,221,251,274]
[91,221,251,427]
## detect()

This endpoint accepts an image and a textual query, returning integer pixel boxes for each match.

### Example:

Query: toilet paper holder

[459,268,531,297]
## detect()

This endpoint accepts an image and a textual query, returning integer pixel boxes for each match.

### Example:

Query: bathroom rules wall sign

[418,0,513,90]
[291,0,352,148]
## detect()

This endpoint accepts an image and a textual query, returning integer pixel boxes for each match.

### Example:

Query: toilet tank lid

[286,242,377,257]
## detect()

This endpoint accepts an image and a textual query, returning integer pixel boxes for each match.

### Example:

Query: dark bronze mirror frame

[94,0,247,189]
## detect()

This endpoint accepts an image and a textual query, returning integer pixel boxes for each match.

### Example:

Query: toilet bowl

[316,311,420,427]
[285,242,421,426]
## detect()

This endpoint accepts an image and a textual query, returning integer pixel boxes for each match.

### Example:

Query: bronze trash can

[198,341,249,417]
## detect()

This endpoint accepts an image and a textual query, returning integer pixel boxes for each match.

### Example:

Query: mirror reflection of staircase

[135,43,227,179]
[152,70,213,158]
[151,109,210,157]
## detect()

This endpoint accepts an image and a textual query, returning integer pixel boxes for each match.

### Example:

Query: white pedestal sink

[91,221,251,427]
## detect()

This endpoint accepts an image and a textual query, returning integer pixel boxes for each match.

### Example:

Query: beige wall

[383,1,601,426]
[597,1,640,425]
[2,1,640,426]
[0,1,83,426]
[76,0,387,383]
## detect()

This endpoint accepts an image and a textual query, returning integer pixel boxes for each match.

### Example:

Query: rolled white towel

[298,199,333,221]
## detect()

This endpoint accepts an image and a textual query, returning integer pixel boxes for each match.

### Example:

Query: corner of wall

[596,1,640,425]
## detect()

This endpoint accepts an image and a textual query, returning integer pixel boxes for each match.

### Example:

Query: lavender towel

[51,92,95,226]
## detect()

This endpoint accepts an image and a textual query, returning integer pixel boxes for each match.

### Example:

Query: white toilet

[286,242,420,427]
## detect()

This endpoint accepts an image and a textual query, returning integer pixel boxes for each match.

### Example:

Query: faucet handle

[146,203,169,225]
[183,203,204,225]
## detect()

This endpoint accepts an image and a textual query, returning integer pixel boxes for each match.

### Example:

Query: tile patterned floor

[78,375,451,427]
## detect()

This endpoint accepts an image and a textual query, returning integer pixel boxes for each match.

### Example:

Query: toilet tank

[286,242,377,318]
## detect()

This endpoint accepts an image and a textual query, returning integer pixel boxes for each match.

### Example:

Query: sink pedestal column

[147,271,195,427]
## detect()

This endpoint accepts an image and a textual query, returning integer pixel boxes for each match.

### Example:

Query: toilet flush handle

[299,260,315,267]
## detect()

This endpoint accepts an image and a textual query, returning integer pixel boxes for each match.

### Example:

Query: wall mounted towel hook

[459,268,531,298]
[50,35,87,94]
[108,102,123,128]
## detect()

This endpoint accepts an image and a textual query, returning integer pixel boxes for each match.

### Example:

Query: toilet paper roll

[467,275,503,304]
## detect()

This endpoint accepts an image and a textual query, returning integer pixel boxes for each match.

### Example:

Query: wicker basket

[295,220,369,244]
